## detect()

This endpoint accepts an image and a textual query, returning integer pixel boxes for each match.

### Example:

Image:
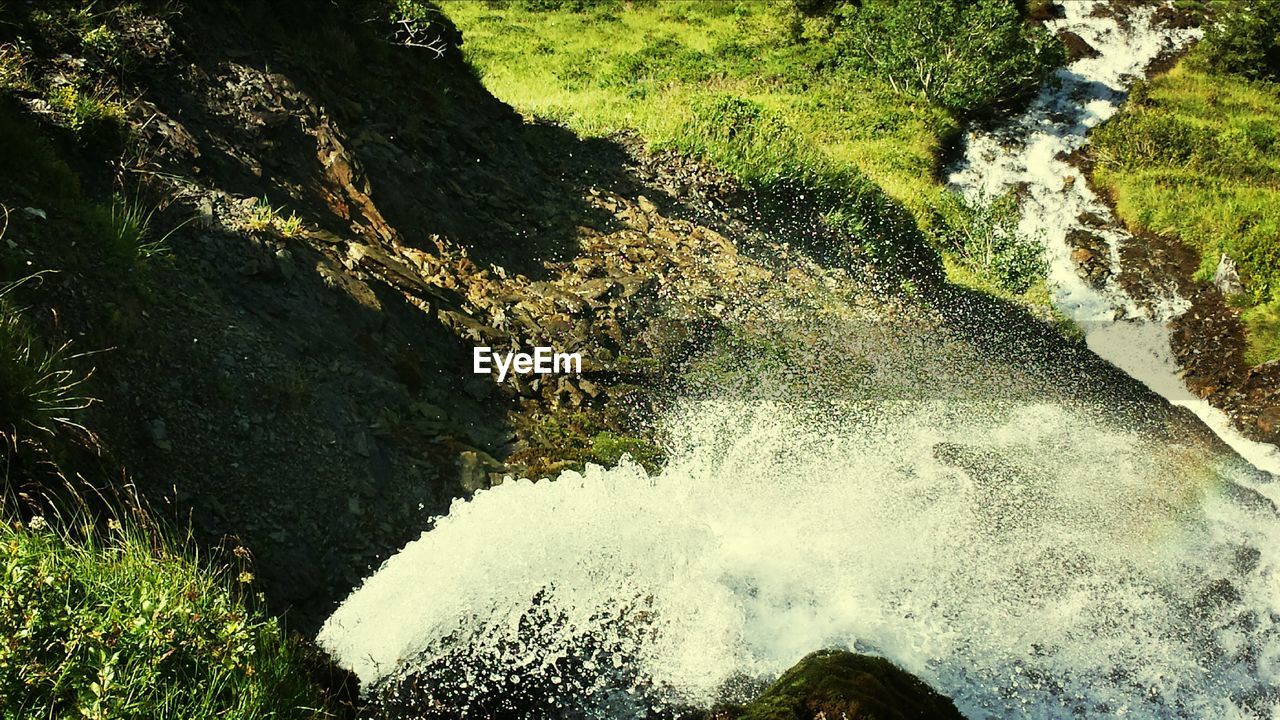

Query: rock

[739,649,965,720]
[457,449,504,494]
[1256,405,1280,437]
[1064,228,1112,286]
[1057,30,1100,62]
[1213,253,1244,296]
[146,417,172,451]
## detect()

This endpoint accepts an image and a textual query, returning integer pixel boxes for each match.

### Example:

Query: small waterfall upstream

[946,2,1280,475]
[319,4,1280,718]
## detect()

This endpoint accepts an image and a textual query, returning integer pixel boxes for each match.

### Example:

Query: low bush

[935,190,1045,294]
[1199,0,1280,81]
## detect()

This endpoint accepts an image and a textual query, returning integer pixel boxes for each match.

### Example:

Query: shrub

[0,517,333,720]
[935,190,1045,294]
[1199,0,1280,81]
[836,0,1064,115]
[1091,111,1216,167]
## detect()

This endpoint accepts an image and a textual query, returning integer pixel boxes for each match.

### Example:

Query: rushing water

[320,4,1280,718]
[947,2,1280,475]
[322,401,1280,718]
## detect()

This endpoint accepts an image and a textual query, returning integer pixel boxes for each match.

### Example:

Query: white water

[319,4,1280,717]
[322,401,1280,717]
[946,2,1280,475]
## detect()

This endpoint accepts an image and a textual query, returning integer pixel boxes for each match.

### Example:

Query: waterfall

[320,401,1280,718]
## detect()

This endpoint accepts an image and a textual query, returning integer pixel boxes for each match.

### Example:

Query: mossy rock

[740,650,965,720]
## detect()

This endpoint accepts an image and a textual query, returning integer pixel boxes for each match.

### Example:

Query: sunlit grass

[1092,54,1280,363]
[0,514,333,719]
[439,0,954,219]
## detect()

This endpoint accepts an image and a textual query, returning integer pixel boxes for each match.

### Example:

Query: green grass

[1091,55,1280,364]
[0,515,334,720]
[438,0,955,218]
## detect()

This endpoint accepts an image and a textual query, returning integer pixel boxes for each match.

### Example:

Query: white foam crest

[321,400,1280,718]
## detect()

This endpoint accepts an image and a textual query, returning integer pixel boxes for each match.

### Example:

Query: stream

[948,2,1280,476]
[319,4,1280,718]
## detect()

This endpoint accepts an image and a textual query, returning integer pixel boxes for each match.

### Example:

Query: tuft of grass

[0,270,94,443]
[244,197,277,233]
[243,197,303,238]
[0,42,32,93]
[0,514,335,720]
[1091,51,1280,363]
[279,212,305,238]
[108,195,168,261]
[81,194,186,268]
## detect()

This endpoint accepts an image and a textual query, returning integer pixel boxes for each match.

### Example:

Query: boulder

[1213,253,1244,297]
[1057,30,1100,62]
[739,650,965,720]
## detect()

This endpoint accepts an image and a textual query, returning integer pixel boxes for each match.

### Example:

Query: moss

[740,649,964,720]
[509,409,663,475]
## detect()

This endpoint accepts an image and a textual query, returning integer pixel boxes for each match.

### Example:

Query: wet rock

[1028,1,1066,21]
[1077,211,1110,229]
[1058,30,1100,62]
[457,449,504,494]
[738,649,965,720]
[1064,228,1112,287]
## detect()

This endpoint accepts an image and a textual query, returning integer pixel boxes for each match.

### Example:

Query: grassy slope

[442,1,956,218]
[1092,56,1280,364]
[436,0,1067,308]
[1,518,332,720]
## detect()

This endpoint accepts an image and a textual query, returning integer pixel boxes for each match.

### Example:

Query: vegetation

[244,197,305,238]
[1091,46,1280,364]
[0,278,93,447]
[1199,0,1280,81]
[837,0,1063,114]
[0,515,334,720]
[435,0,1060,294]
[935,190,1045,294]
